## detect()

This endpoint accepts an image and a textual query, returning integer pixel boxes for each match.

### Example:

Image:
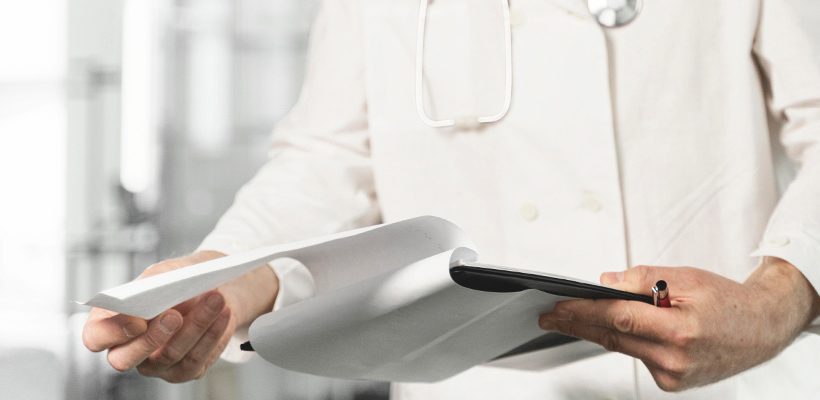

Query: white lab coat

[199,0,820,398]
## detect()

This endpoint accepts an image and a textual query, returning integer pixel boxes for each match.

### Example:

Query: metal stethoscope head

[416,0,642,129]
[588,0,642,27]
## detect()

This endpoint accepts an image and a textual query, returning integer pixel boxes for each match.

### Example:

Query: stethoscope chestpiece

[587,0,642,28]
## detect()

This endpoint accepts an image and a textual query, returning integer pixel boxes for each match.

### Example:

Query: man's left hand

[538,258,820,392]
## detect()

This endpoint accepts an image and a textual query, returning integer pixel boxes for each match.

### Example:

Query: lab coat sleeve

[195,0,381,362]
[750,0,820,332]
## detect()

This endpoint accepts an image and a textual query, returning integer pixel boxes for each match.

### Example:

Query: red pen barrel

[653,280,671,308]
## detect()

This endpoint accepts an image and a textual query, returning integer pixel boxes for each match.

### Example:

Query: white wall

[0,1,69,399]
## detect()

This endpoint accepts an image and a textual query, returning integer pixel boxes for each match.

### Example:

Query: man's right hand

[81,251,279,382]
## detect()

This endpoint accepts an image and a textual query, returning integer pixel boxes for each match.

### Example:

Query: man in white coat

[83,0,820,398]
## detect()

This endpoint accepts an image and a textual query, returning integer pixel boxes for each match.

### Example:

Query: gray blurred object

[0,348,62,400]
[157,0,325,255]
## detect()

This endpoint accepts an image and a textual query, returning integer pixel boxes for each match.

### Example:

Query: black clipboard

[449,261,653,359]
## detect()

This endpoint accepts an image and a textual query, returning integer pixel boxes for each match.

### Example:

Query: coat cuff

[750,231,820,331]
[196,236,316,363]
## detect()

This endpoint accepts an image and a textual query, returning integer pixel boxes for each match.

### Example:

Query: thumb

[600,265,663,295]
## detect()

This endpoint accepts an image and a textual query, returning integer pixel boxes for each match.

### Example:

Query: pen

[652,280,671,308]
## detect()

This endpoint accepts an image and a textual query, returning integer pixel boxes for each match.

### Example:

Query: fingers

[540,315,693,385]
[154,309,233,382]
[172,296,203,316]
[600,270,625,287]
[600,265,678,294]
[83,308,148,352]
[648,369,689,393]
[84,252,232,380]
[541,317,664,360]
[543,299,682,342]
[138,292,226,374]
[106,310,183,372]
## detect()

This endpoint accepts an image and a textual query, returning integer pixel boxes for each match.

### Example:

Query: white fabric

[198,0,820,398]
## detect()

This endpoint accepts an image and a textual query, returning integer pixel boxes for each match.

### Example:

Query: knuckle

[602,331,621,352]
[203,324,224,343]
[612,305,635,334]
[163,371,189,384]
[182,348,208,367]
[558,323,582,339]
[82,329,102,352]
[647,365,687,393]
[670,324,699,348]
[205,354,220,370]
[658,354,691,378]
[567,325,582,338]
[136,363,158,377]
[660,359,682,376]
[142,329,169,350]
[191,312,216,331]
[107,353,132,372]
[656,377,684,392]
[670,331,692,348]
[206,314,230,339]
[632,265,651,284]
[554,322,572,336]
[189,318,208,333]
[158,345,184,365]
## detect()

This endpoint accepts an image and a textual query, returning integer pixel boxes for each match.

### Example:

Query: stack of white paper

[82,216,605,382]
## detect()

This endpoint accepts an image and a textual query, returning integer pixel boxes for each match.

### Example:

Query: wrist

[188,251,279,329]
[745,257,820,336]
[221,260,279,329]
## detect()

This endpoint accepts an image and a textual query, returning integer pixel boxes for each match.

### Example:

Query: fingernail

[555,309,573,321]
[159,314,181,334]
[206,293,224,312]
[539,316,556,331]
[123,322,140,338]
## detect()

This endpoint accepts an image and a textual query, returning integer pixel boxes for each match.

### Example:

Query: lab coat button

[580,194,603,213]
[519,204,539,222]
[768,237,790,247]
[510,11,526,28]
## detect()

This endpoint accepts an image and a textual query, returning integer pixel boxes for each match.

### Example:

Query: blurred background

[0,0,388,398]
[1,0,819,399]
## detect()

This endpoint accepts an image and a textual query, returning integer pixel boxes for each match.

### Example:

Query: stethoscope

[416,0,642,129]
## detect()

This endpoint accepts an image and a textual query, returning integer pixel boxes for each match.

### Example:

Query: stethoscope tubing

[416,0,513,129]
[415,0,641,129]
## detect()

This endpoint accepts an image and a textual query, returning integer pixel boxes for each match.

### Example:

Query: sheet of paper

[483,340,607,372]
[81,216,476,319]
[248,248,572,382]
[82,214,596,382]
